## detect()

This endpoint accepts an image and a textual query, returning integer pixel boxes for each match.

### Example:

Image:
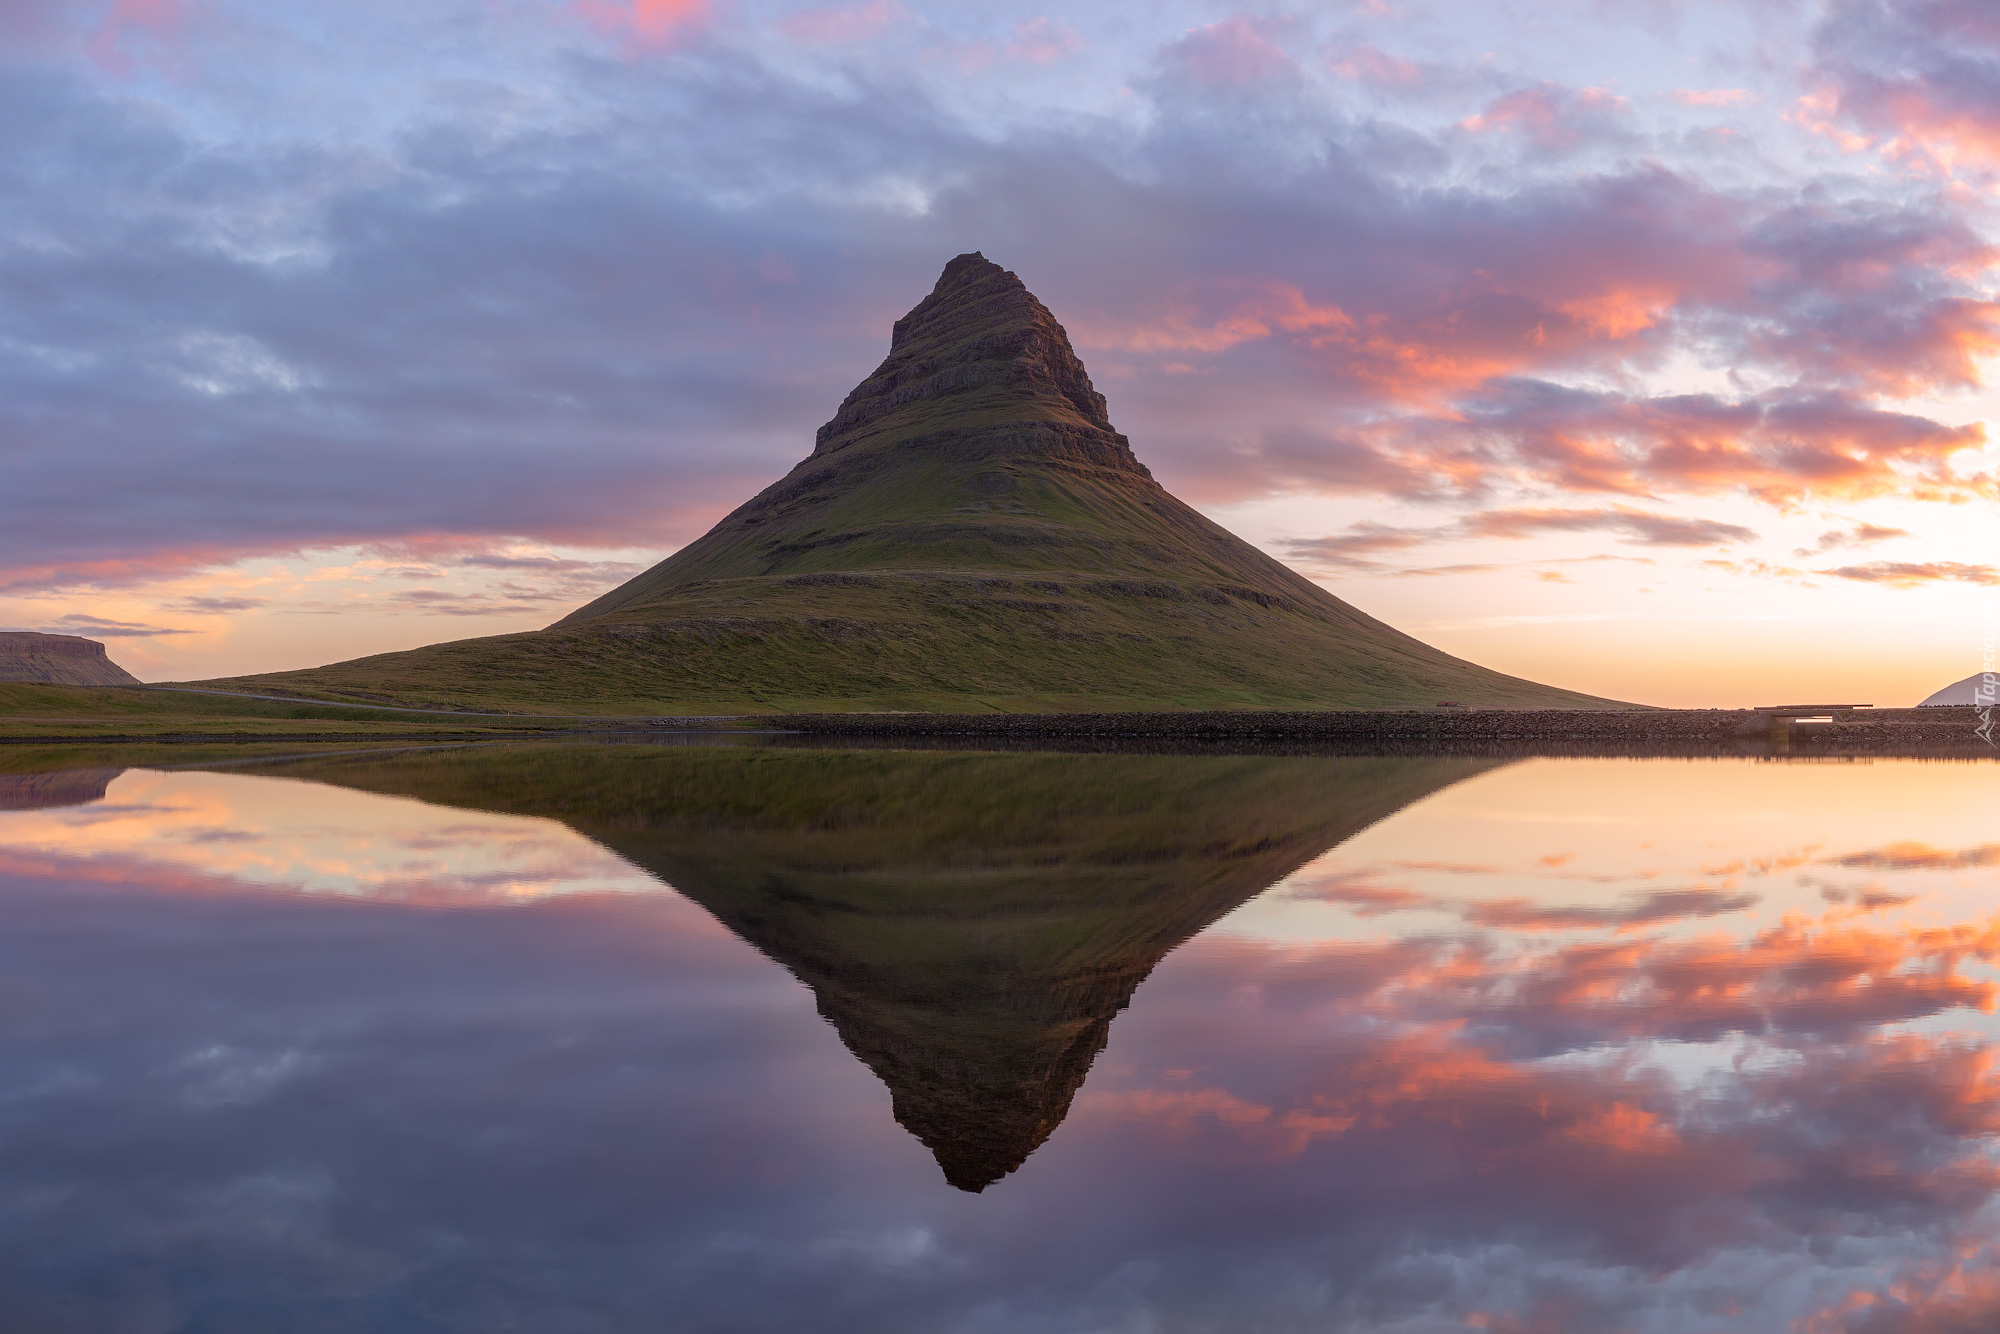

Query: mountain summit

[200,254,1617,712]
[557,251,1312,623]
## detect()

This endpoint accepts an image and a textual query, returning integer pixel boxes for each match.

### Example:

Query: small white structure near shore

[1918,673,1995,706]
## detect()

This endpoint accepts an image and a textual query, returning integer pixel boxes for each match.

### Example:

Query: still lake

[0,742,1997,1332]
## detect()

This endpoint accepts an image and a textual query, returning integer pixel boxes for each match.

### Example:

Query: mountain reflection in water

[0,746,1996,1332]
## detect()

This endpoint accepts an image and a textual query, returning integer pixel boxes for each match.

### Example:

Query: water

[0,743,1996,1332]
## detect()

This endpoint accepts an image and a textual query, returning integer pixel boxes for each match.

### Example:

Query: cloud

[1701,557,1808,581]
[1795,522,1909,556]
[1002,17,1082,66]
[0,0,69,45]
[1460,84,1632,152]
[1807,0,2000,177]
[1459,506,1757,546]
[575,0,708,48]
[1818,561,1999,587]
[1158,17,1300,91]
[1432,383,1990,506]
[1,3,1995,632]
[1284,506,1745,581]
[1674,87,1751,108]
[1390,562,1506,577]
[1288,868,1761,932]
[1459,886,1759,930]
[41,613,190,637]
[777,0,904,45]
[1831,842,2000,871]
[1327,44,1425,88]
[87,0,186,76]
[172,596,267,613]
[1280,521,1434,568]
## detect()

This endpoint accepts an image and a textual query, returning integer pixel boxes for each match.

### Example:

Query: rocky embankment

[786,707,1994,756]
[0,632,140,687]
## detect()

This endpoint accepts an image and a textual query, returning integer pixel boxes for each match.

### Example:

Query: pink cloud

[1805,0,2000,177]
[1162,17,1299,90]
[1461,85,1631,152]
[1328,43,1423,86]
[574,0,707,48]
[87,0,186,76]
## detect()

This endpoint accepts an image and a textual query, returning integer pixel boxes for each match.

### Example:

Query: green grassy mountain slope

[262,743,1505,1189]
[196,254,1621,713]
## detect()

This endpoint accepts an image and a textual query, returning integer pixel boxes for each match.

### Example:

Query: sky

[2,0,1998,706]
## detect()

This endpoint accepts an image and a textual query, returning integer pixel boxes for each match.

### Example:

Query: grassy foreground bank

[0,683,697,741]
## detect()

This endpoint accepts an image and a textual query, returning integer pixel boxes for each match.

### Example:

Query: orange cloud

[1819,561,2000,587]
[1805,2,2000,180]
[1077,282,1353,356]
[1556,284,1677,339]
[1674,88,1752,108]
[1833,843,2000,871]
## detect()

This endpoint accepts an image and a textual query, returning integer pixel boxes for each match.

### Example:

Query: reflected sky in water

[0,749,1997,1332]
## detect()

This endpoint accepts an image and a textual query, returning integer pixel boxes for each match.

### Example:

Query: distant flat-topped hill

[194,254,1621,714]
[0,633,141,688]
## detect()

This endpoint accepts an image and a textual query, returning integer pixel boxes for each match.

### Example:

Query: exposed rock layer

[0,633,140,687]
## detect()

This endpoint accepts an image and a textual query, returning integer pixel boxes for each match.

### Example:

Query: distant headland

[0,632,141,688]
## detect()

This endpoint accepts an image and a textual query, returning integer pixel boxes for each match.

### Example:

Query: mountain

[259,743,1505,1190]
[193,254,1619,713]
[1918,673,1992,706]
[0,633,141,687]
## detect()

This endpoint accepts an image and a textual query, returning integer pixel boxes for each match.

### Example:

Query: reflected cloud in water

[0,767,666,904]
[0,749,1994,1331]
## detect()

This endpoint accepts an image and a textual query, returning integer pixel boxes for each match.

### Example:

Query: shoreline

[2,707,1991,761]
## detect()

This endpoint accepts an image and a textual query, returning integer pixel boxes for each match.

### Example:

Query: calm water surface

[0,744,1997,1332]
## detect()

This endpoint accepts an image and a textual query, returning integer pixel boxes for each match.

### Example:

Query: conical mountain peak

[222,254,1621,710]
[811,252,1126,462]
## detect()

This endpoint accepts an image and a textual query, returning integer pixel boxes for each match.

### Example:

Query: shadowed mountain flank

[195,254,1616,712]
[262,744,1505,1190]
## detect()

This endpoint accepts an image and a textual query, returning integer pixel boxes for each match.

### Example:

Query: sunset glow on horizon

[4,0,2000,704]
